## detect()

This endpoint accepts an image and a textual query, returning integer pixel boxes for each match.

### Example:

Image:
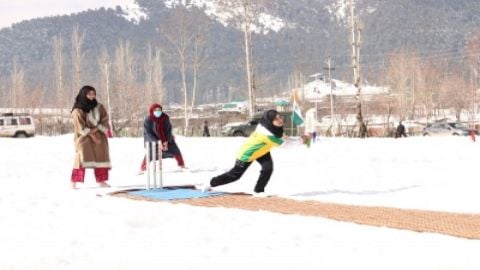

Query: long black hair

[71,85,98,113]
[260,109,284,138]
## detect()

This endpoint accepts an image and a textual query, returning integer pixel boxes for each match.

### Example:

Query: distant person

[202,120,210,137]
[305,108,317,142]
[395,121,407,138]
[201,110,286,195]
[359,121,368,138]
[140,103,185,173]
[70,85,111,189]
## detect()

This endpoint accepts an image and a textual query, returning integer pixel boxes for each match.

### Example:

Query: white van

[0,113,36,138]
[218,101,248,114]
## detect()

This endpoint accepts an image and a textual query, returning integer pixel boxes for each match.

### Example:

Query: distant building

[302,78,388,102]
[218,101,248,114]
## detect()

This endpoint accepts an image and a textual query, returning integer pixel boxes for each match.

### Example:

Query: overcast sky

[0,0,135,29]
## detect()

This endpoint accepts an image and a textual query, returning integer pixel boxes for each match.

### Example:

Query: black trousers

[210,152,273,193]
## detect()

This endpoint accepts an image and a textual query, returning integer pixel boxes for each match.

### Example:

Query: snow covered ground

[0,135,479,269]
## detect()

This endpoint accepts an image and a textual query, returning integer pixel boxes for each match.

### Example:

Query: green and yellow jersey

[237,125,284,162]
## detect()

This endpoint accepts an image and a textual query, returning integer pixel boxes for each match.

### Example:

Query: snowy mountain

[0,0,142,29]
[120,1,148,23]
[1,0,480,105]
[162,0,286,34]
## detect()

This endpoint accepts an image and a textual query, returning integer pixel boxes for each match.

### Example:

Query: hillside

[1,0,480,105]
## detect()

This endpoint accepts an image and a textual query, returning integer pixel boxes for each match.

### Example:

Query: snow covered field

[1,135,479,269]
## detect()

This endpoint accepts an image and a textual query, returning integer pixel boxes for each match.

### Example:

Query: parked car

[221,111,299,137]
[422,122,476,136]
[0,113,36,138]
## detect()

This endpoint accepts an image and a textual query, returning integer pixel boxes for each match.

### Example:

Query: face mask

[153,111,162,118]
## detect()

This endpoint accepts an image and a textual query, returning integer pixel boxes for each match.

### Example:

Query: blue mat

[128,187,225,201]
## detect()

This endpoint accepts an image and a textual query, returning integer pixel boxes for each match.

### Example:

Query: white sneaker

[177,166,189,172]
[200,180,212,192]
[97,182,111,188]
[71,182,80,189]
[253,192,273,198]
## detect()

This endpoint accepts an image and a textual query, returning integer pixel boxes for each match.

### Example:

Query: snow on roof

[302,78,388,101]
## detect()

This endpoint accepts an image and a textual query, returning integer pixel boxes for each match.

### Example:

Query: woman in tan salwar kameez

[70,85,111,189]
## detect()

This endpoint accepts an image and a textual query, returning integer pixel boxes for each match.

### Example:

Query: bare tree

[439,73,470,121]
[144,43,155,106]
[382,49,416,120]
[218,0,267,117]
[286,70,306,112]
[52,35,65,108]
[111,41,137,134]
[286,70,306,91]
[0,76,5,107]
[465,30,480,67]
[10,58,25,108]
[24,86,46,115]
[160,5,196,135]
[98,47,114,135]
[189,16,209,115]
[414,63,442,122]
[152,47,165,104]
[380,48,449,123]
[111,40,141,135]
[71,25,85,101]
[112,42,125,134]
[144,44,166,106]
[464,30,480,122]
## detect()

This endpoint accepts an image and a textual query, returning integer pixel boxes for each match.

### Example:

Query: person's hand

[90,133,101,144]
[301,134,311,147]
[162,141,168,151]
